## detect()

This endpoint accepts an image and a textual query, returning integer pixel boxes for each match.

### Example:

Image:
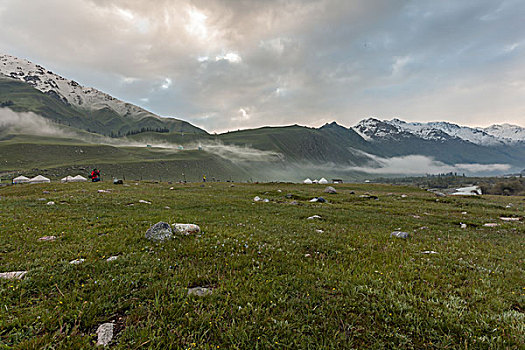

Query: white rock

[145,222,173,241]
[96,322,114,346]
[309,198,319,202]
[421,251,438,254]
[401,194,408,198]
[188,287,212,296]
[253,196,261,202]
[106,256,119,262]
[69,259,85,265]
[169,187,174,190]
[315,229,324,233]
[138,199,151,204]
[172,223,201,235]
[164,206,171,209]
[500,217,521,221]
[38,236,56,241]
[391,231,409,239]
[304,253,311,258]
[97,190,109,193]
[483,223,499,227]
[263,199,270,203]
[461,211,468,215]
[460,223,467,229]
[0,271,28,280]
[307,215,322,220]
[46,201,55,205]
[277,190,282,193]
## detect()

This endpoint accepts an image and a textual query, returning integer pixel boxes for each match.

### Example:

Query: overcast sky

[0,0,524,132]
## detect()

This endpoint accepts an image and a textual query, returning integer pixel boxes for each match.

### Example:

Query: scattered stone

[285,194,293,199]
[46,201,55,205]
[421,251,438,254]
[253,196,261,202]
[113,179,123,185]
[316,197,326,203]
[307,215,322,220]
[412,215,421,219]
[263,199,270,203]
[483,223,499,227]
[98,190,109,193]
[349,191,355,195]
[324,186,337,194]
[169,187,174,190]
[0,271,28,280]
[289,201,299,205]
[145,222,173,241]
[69,259,85,265]
[277,190,282,193]
[172,223,201,235]
[460,223,467,229]
[38,235,56,241]
[37,198,47,201]
[500,217,521,221]
[164,206,171,209]
[304,253,312,258]
[315,229,324,233]
[391,231,409,239]
[461,211,468,215]
[188,287,212,297]
[359,194,378,200]
[96,322,114,346]
[138,199,151,204]
[309,198,319,202]
[506,203,513,208]
[106,256,119,262]
[42,191,50,194]
[401,194,408,198]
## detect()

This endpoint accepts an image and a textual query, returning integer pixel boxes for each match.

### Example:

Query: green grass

[0,182,523,348]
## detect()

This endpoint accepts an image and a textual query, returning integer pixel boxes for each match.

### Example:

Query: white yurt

[318,178,328,184]
[303,178,313,184]
[61,176,75,183]
[312,179,319,184]
[72,175,87,182]
[13,175,30,184]
[29,175,51,184]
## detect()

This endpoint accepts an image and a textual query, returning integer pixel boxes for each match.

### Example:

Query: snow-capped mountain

[0,53,156,120]
[353,118,525,146]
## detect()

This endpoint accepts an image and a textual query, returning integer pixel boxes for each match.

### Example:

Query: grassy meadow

[0,181,523,349]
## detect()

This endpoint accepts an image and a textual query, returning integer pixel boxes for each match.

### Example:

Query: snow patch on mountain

[0,53,158,120]
[353,118,525,145]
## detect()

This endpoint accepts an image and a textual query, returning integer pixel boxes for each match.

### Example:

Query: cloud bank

[0,0,523,132]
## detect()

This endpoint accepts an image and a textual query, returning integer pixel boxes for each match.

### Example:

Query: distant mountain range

[1,53,524,179]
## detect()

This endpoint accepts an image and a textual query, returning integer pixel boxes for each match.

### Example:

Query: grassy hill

[0,76,206,136]
[0,182,523,348]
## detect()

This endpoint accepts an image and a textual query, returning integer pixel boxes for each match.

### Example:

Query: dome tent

[303,178,313,184]
[29,175,50,184]
[61,176,75,183]
[13,176,30,184]
[72,175,87,182]
[318,178,329,184]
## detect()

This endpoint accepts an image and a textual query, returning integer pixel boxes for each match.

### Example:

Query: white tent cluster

[61,175,88,183]
[13,175,50,184]
[303,177,329,184]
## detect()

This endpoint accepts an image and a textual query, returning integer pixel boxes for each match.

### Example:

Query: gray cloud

[0,0,524,132]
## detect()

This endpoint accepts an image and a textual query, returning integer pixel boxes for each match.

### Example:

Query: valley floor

[0,182,523,348]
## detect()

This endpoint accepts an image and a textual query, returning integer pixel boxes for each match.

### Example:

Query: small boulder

[253,196,261,202]
[96,322,114,346]
[391,231,409,239]
[188,287,212,297]
[38,235,56,241]
[106,256,119,262]
[69,259,85,265]
[483,223,499,227]
[421,251,438,254]
[172,224,201,235]
[317,197,326,203]
[145,222,173,241]
[0,271,27,280]
[113,179,123,185]
[138,199,151,204]
[46,201,55,206]
[307,215,322,220]
[324,186,337,194]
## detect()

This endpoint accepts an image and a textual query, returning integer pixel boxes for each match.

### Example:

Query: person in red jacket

[90,168,101,182]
